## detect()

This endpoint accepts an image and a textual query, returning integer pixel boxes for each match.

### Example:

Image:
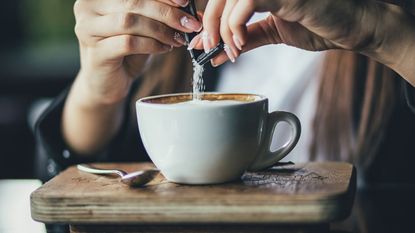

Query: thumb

[211,15,335,67]
[243,16,282,52]
[211,16,281,66]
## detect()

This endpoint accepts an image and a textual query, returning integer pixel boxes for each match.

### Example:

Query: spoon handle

[77,164,127,177]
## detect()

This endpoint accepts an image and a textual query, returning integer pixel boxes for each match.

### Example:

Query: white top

[216,41,324,162]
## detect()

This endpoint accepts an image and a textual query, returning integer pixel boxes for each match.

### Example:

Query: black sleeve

[404,80,415,114]
[34,83,139,182]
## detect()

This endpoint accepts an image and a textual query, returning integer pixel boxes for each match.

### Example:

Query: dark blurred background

[0,0,78,178]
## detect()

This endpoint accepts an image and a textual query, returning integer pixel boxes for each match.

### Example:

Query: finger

[228,0,256,47]
[188,33,203,50]
[246,16,337,51]
[240,18,281,51]
[158,0,190,8]
[251,0,302,13]
[90,0,190,12]
[197,11,204,21]
[94,0,202,33]
[220,0,240,62]
[209,52,228,67]
[202,0,225,52]
[95,35,173,61]
[75,13,186,47]
[211,15,338,67]
[73,0,95,20]
[211,17,279,67]
[226,0,304,47]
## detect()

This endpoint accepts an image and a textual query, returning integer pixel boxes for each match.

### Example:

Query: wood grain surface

[31,162,355,225]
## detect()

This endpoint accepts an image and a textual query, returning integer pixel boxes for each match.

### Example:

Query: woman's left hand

[193,0,415,86]
[194,0,378,64]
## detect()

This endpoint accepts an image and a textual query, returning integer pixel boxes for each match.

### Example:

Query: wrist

[360,3,415,84]
[75,69,133,107]
[62,71,127,156]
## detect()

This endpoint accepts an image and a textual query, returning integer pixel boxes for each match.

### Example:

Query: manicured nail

[173,0,189,7]
[174,32,186,45]
[233,35,243,50]
[202,31,212,53]
[180,16,202,32]
[210,59,218,67]
[224,44,236,63]
[187,34,200,50]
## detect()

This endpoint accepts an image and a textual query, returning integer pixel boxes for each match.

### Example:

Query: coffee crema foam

[173,99,244,106]
[142,94,260,104]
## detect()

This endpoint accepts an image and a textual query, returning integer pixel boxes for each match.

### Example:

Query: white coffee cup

[136,93,301,184]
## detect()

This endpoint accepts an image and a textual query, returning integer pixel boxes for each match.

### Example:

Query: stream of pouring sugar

[192,59,205,100]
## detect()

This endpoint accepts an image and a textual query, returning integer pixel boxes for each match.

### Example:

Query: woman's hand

[63,0,203,155]
[73,0,202,104]
[196,0,415,86]
[196,0,380,65]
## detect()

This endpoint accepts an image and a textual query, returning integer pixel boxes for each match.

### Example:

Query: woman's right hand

[73,0,202,104]
[62,0,202,155]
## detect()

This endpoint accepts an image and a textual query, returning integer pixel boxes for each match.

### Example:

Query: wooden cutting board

[31,162,355,225]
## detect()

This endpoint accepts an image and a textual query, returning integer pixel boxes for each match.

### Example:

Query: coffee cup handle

[248,111,301,171]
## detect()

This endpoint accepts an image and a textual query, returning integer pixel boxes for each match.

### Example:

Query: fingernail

[233,35,243,50]
[188,34,200,50]
[224,44,236,63]
[210,59,219,67]
[174,32,186,45]
[202,31,212,53]
[180,16,202,32]
[173,0,189,7]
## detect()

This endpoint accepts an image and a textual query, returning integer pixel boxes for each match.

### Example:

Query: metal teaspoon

[77,164,159,187]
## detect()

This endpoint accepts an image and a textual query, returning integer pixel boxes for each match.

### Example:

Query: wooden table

[31,162,356,233]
